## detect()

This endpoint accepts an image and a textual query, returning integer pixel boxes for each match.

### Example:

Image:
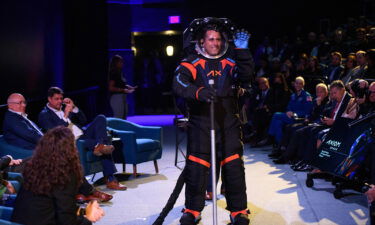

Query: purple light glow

[127,115,182,126]
[169,16,180,24]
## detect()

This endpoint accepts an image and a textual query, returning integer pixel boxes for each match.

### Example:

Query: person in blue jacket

[263,76,313,146]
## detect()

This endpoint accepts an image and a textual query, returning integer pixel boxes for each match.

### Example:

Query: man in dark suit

[3,93,43,150]
[285,80,352,171]
[324,52,344,83]
[3,93,113,201]
[38,87,126,190]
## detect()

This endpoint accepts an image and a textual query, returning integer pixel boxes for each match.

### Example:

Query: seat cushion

[136,139,160,153]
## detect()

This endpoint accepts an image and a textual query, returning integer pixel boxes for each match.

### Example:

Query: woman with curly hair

[11,126,104,225]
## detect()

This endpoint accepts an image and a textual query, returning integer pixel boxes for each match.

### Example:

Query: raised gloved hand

[234,29,250,49]
[198,88,216,102]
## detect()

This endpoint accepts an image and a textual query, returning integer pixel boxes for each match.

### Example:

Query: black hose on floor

[152,168,186,225]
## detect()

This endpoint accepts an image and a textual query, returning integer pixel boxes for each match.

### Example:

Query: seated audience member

[364,82,375,190]
[359,81,375,116]
[254,54,270,78]
[271,83,329,162]
[350,50,368,80]
[290,80,352,171]
[342,79,369,119]
[363,49,375,79]
[323,51,344,83]
[251,74,291,146]
[259,76,313,147]
[304,56,325,96]
[313,81,373,175]
[341,54,357,84]
[295,53,309,76]
[317,79,370,147]
[368,27,375,50]
[3,93,43,150]
[2,93,112,202]
[11,126,104,225]
[38,87,126,190]
[0,155,22,206]
[280,59,296,89]
[351,27,368,53]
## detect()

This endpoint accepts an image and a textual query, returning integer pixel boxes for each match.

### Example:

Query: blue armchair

[0,219,21,225]
[0,136,32,159]
[0,206,14,222]
[106,118,162,177]
[0,206,22,224]
[76,139,103,176]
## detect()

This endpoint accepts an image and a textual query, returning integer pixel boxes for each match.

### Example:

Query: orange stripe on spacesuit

[188,155,210,168]
[180,62,197,80]
[193,58,206,70]
[195,87,204,100]
[220,154,240,166]
[220,58,236,70]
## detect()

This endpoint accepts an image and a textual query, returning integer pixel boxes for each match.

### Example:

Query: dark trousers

[78,177,95,196]
[184,116,247,213]
[297,124,327,163]
[283,124,326,162]
[206,150,225,193]
[279,123,306,149]
[253,108,272,142]
[79,114,117,177]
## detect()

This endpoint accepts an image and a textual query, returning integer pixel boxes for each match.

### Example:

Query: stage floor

[91,125,369,225]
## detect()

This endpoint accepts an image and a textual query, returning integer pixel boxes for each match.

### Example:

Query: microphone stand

[209,79,218,225]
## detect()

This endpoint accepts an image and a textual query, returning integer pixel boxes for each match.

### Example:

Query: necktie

[24,117,43,136]
[330,102,339,118]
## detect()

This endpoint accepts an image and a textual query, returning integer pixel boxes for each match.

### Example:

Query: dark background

[0,0,373,124]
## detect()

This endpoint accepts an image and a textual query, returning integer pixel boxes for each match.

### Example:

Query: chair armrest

[136,126,162,142]
[107,118,161,140]
[0,219,22,225]
[107,128,138,163]
[108,128,136,137]
[0,206,13,221]
[7,172,23,185]
[76,139,87,163]
[0,144,32,160]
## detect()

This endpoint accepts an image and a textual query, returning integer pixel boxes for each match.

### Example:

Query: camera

[350,79,368,98]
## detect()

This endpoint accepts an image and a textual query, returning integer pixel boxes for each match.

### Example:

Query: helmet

[183,17,237,59]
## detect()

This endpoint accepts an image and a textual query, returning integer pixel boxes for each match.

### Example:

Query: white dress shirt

[47,104,83,139]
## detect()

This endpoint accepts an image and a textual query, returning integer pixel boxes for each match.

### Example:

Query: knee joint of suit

[221,154,242,168]
[185,153,210,193]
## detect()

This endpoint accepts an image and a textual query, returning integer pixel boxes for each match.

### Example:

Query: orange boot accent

[183,208,201,218]
[231,209,250,218]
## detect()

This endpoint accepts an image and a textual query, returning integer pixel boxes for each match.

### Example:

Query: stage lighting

[166,45,174,56]
[169,16,180,24]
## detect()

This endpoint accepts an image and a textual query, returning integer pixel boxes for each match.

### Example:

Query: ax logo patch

[207,70,222,77]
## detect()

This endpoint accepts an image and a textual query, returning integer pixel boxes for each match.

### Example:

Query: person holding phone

[108,55,137,119]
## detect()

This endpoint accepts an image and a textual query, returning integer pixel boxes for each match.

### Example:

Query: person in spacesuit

[172,17,254,225]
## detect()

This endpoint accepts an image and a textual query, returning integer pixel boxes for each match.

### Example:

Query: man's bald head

[7,93,26,113]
